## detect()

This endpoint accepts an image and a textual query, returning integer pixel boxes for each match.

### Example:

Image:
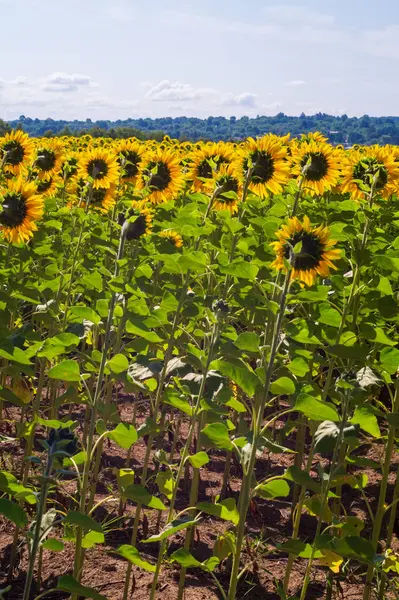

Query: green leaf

[359,324,396,346]
[42,538,65,551]
[114,544,156,572]
[196,498,239,525]
[234,332,260,352]
[171,549,201,569]
[56,575,107,600]
[201,423,233,450]
[0,498,28,527]
[126,319,162,343]
[50,333,80,347]
[164,389,193,416]
[107,354,129,374]
[48,360,80,382]
[351,406,380,438]
[380,348,399,374]
[287,357,310,377]
[295,393,339,422]
[178,250,208,272]
[187,452,209,468]
[69,306,101,325]
[144,516,198,543]
[255,479,290,499]
[318,305,342,328]
[123,484,167,510]
[82,530,105,548]
[332,536,376,564]
[64,511,103,533]
[108,423,138,449]
[220,261,259,280]
[284,465,321,493]
[270,377,295,395]
[212,359,259,397]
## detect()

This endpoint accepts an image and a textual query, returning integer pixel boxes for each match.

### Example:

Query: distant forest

[2,113,399,144]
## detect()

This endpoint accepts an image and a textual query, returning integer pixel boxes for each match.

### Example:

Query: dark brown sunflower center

[147,161,171,191]
[120,151,141,179]
[125,214,148,240]
[0,192,27,228]
[197,155,229,179]
[247,151,275,183]
[87,159,109,180]
[2,141,25,166]
[283,231,324,271]
[36,149,56,172]
[353,157,388,190]
[216,176,239,203]
[36,178,53,193]
[91,188,107,204]
[301,152,329,182]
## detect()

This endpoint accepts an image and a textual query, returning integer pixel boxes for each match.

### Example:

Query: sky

[1,0,399,121]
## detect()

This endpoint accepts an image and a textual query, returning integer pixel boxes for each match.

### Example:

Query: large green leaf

[0,498,28,528]
[64,511,103,533]
[108,423,138,449]
[114,544,156,572]
[212,359,259,397]
[144,516,198,543]
[295,393,339,422]
[270,377,295,395]
[196,498,239,525]
[48,360,80,382]
[126,319,162,343]
[255,479,290,499]
[56,575,107,600]
[201,423,233,450]
[123,484,166,510]
[351,406,380,438]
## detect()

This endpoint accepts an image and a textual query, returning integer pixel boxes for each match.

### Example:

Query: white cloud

[286,80,306,86]
[223,92,257,108]
[145,80,203,102]
[361,25,399,60]
[41,72,96,92]
[262,4,335,26]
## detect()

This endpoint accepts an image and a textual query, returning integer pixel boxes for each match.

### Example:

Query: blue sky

[1,0,398,120]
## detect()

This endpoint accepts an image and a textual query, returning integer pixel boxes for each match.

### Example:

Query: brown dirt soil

[0,395,398,600]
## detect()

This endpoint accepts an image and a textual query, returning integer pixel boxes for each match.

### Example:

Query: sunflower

[34,139,64,179]
[88,184,117,212]
[271,216,341,286]
[290,140,341,196]
[212,163,242,213]
[159,229,183,248]
[137,148,185,204]
[299,131,329,144]
[34,175,58,198]
[116,140,145,184]
[0,179,44,244]
[340,147,399,200]
[122,205,153,240]
[0,130,34,175]
[188,142,234,192]
[237,136,290,198]
[61,152,80,181]
[78,148,120,189]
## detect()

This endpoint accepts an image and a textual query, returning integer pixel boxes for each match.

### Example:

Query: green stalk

[363,376,399,600]
[22,453,54,600]
[72,223,127,592]
[227,271,291,600]
[150,319,222,600]
[379,468,399,599]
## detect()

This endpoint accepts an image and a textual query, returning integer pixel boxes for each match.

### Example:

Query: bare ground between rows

[0,393,398,600]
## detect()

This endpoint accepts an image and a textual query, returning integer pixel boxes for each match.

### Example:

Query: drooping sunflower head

[212,163,242,214]
[271,216,341,286]
[340,148,399,200]
[137,148,185,204]
[159,229,183,248]
[238,136,290,198]
[33,174,58,198]
[300,131,329,144]
[121,204,153,240]
[0,130,34,175]
[0,179,44,244]
[188,142,234,192]
[116,140,145,184]
[78,147,120,189]
[290,140,341,196]
[34,139,64,179]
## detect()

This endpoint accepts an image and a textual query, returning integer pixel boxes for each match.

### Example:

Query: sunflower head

[341,148,399,200]
[89,184,117,212]
[34,139,64,179]
[188,142,234,192]
[159,229,183,248]
[290,140,341,196]
[137,148,185,204]
[1,130,34,175]
[121,204,153,240]
[116,140,144,183]
[271,216,341,286]
[62,153,80,180]
[238,136,290,198]
[0,179,44,244]
[213,164,242,213]
[78,148,120,189]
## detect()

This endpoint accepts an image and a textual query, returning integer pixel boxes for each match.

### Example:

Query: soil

[0,394,398,600]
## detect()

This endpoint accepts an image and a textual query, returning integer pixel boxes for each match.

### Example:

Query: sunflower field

[1,130,399,600]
